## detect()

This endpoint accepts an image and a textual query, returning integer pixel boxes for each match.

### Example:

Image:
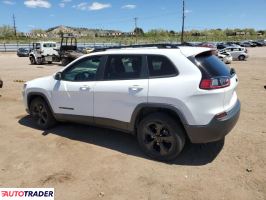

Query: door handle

[129,85,143,91]
[80,85,91,91]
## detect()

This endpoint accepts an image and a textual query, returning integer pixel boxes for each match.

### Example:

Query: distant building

[98,31,135,37]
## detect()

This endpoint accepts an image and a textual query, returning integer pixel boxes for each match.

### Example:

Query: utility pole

[181,0,185,44]
[134,17,138,44]
[13,14,17,37]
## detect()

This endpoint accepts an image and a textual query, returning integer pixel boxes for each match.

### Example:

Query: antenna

[13,14,17,37]
[181,0,185,44]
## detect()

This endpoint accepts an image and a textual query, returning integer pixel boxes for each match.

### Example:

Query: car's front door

[51,56,104,119]
[93,54,148,128]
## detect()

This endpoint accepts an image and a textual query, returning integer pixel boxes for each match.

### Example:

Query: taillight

[200,77,230,90]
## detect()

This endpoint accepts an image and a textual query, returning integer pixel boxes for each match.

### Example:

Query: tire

[61,58,70,66]
[36,57,43,65]
[29,97,57,130]
[30,56,36,65]
[137,112,186,161]
[48,61,52,64]
[238,55,245,61]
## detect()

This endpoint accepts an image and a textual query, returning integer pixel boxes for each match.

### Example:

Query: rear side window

[147,55,177,77]
[104,55,143,80]
[194,53,230,77]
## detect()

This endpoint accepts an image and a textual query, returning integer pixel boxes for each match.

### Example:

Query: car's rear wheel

[137,113,185,161]
[36,57,43,65]
[29,97,56,130]
[238,55,245,61]
[61,58,70,66]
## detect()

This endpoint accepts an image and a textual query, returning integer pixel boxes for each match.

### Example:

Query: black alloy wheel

[137,113,185,161]
[29,98,56,129]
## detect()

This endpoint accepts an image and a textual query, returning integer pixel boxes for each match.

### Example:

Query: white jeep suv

[22,44,240,161]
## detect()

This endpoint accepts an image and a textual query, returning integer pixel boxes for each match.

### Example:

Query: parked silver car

[218,52,233,64]
[219,46,248,61]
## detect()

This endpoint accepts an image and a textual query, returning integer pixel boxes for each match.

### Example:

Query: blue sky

[0,0,266,32]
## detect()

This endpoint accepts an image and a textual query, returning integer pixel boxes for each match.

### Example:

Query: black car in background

[17,48,30,57]
[239,41,257,47]
[253,41,265,47]
[216,43,228,50]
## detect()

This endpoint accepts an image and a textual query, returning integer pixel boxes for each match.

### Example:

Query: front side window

[104,55,142,80]
[62,56,102,82]
[147,55,177,77]
[35,43,41,49]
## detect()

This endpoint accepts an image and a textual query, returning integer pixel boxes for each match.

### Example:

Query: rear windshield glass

[43,43,56,48]
[195,53,230,77]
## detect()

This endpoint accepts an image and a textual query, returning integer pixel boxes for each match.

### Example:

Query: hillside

[46,25,120,37]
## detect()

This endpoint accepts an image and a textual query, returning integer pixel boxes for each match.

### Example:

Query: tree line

[0,25,265,42]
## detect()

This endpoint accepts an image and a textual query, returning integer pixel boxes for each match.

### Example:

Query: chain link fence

[0,42,121,52]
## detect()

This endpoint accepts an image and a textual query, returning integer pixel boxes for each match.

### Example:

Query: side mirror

[55,72,62,80]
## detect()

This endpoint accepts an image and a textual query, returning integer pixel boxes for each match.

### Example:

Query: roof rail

[91,43,180,53]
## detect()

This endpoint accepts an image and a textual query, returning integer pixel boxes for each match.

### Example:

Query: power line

[181,0,185,44]
[134,17,138,43]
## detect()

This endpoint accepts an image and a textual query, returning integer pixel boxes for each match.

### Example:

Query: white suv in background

[22,44,240,161]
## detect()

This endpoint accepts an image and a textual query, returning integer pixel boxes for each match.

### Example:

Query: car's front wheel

[30,56,36,65]
[29,97,57,130]
[137,113,185,161]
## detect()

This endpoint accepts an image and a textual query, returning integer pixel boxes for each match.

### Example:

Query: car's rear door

[93,54,148,129]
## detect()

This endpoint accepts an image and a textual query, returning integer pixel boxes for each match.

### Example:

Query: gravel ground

[0,48,265,200]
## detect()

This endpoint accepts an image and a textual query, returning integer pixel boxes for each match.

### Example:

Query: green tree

[134,27,144,35]
[0,25,14,37]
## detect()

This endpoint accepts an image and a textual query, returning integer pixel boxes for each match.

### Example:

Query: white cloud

[59,0,71,8]
[184,9,192,14]
[73,2,111,11]
[73,2,87,10]
[122,4,136,9]
[59,2,65,7]
[24,0,51,8]
[2,0,15,5]
[89,2,111,10]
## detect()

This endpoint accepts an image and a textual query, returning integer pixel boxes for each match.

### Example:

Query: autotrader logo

[0,188,54,200]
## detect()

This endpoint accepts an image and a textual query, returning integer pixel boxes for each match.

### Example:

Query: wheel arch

[27,92,55,115]
[130,103,188,136]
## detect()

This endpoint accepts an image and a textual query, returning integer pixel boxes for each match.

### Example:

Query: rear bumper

[184,100,241,143]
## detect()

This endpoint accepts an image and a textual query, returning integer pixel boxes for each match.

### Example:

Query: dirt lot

[0,48,265,200]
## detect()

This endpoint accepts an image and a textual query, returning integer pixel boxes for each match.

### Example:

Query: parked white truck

[29,42,60,65]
